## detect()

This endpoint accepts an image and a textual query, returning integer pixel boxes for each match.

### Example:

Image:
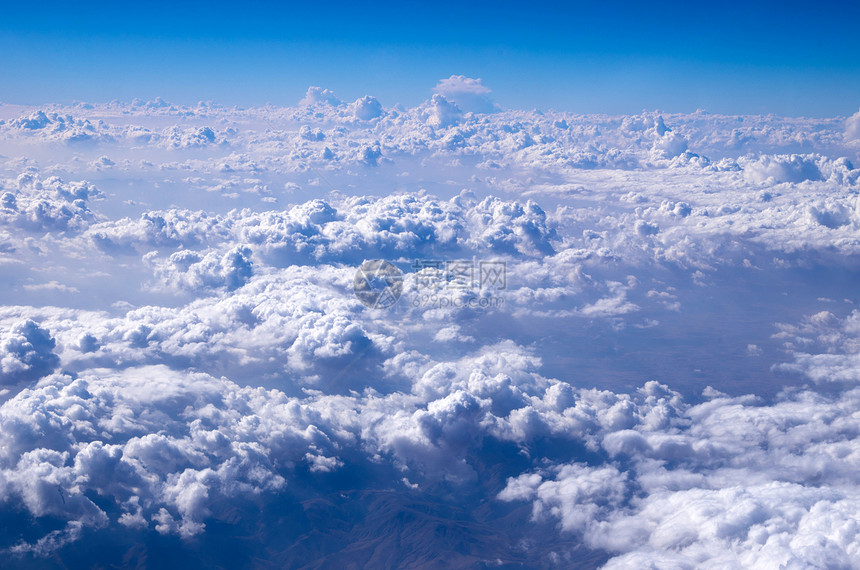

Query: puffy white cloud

[743,154,823,184]
[424,94,462,128]
[7,110,111,144]
[467,197,557,256]
[159,125,221,149]
[433,75,499,114]
[0,320,59,386]
[496,310,860,566]
[498,464,627,532]
[144,246,253,293]
[0,172,100,233]
[353,95,384,121]
[651,129,689,160]
[3,291,860,566]
[845,108,860,143]
[88,209,231,254]
[0,366,315,544]
[299,86,342,107]
[3,93,860,566]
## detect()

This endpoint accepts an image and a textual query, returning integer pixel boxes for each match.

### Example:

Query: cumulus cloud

[0,172,100,233]
[651,129,689,159]
[144,246,253,293]
[7,110,110,144]
[468,197,557,256]
[499,367,860,566]
[424,94,462,128]
[433,75,499,114]
[845,108,860,143]
[0,341,554,552]
[88,209,230,254]
[299,86,342,107]
[743,154,823,184]
[0,320,59,385]
[159,125,221,149]
[0,367,311,545]
[3,94,860,567]
[353,95,384,121]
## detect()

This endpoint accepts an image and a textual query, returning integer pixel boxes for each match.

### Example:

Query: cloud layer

[1,86,860,567]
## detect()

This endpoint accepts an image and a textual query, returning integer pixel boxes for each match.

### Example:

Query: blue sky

[2,0,858,115]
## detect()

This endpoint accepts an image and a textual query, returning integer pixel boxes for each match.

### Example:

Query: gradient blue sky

[2,0,858,116]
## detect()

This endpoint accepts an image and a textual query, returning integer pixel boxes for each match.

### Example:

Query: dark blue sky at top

[1,0,858,115]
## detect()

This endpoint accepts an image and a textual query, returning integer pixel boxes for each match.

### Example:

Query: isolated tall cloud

[433,75,499,114]
[845,108,860,143]
[424,94,462,128]
[299,86,342,107]
[353,95,384,121]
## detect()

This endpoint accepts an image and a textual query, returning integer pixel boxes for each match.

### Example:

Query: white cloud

[299,86,342,107]
[0,172,100,233]
[22,281,80,293]
[424,94,462,128]
[353,95,384,121]
[0,366,323,546]
[743,154,823,184]
[433,75,499,114]
[845,108,860,143]
[3,95,860,566]
[496,310,860,566]
[0,320,59,386]
[144,246,253,293]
